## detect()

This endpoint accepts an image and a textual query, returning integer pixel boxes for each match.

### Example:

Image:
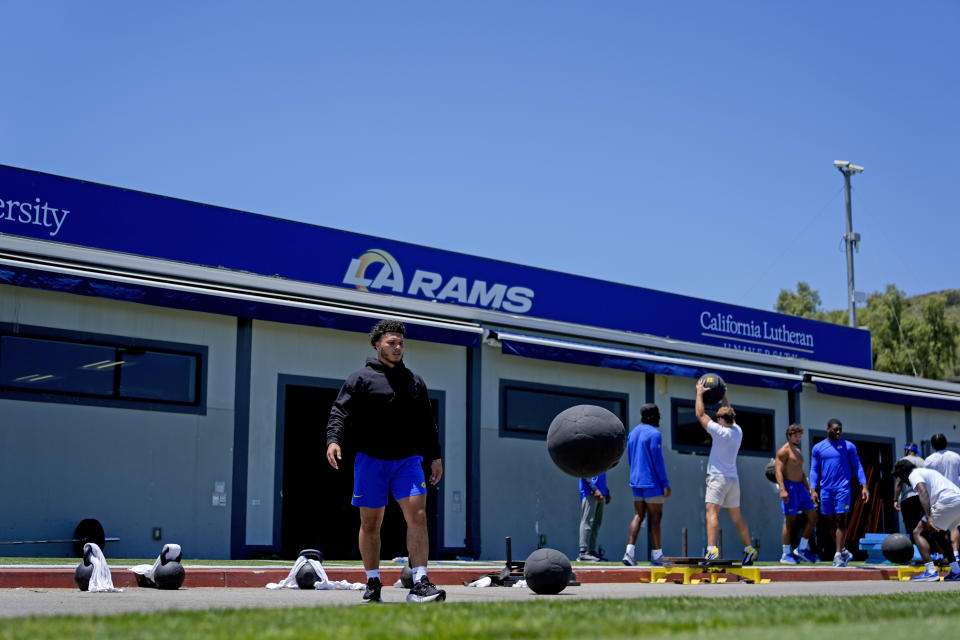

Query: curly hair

[369,319,406,347]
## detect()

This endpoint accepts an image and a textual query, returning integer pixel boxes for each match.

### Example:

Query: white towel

[265,555,364,590]
[130,543,182,581]
[84,542,123,593]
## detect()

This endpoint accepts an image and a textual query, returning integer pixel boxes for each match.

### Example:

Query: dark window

[671,398,775,457]
[500,379,628,440]
[0,327,204,412]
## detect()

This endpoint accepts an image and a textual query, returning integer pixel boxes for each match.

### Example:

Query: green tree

[776,282,821,318]
[775,282,960,379]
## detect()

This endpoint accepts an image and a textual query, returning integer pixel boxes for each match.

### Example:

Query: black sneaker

[406,575,446,602]
[362,577,382,602]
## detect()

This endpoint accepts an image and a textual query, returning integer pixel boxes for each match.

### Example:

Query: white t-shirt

[908,467,960,507]
[924,450,960,487]
[706,420,742,478]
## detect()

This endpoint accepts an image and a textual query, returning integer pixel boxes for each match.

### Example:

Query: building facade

[2,164,959,561]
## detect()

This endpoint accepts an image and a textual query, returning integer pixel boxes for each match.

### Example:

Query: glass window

[0,331,202,408]
[671,398,775,457]
[501,380,628,439]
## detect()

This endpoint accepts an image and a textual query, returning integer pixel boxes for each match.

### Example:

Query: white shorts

[705,474,740,509]
[931,501,960,531]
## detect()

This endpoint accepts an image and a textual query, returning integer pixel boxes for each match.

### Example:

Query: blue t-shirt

[809,438,867,491]
[579,474,608,499]
[627,423,670,492]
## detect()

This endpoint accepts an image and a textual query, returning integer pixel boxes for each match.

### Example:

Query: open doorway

[809,430,896,560]
[277,376,442,561]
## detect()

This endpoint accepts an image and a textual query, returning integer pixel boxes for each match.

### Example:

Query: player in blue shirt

[809,418,869,567]
[578,474,610,561]
[621,403,671,566]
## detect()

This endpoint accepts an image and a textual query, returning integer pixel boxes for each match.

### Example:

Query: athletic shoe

[833,554,848,568]
[362,577,382,602]
[943,571,960,582]
[780,552,799,565]
[407,576,446,602]
[650,556,665,567]
[794,548,819,563]
[743,546,758,566]
[704,546,719,561]
[577,552,600,562]
[840,548,854,564]
[622,554,637,566]
[910,569,941,582]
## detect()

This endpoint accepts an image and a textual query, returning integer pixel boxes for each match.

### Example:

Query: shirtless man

[775,423,819,563]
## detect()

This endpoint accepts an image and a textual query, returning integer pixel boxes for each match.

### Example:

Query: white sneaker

[622,554,637,566]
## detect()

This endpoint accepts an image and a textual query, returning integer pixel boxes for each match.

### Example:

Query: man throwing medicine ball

[326,319,445,603]
[695,379,758,565]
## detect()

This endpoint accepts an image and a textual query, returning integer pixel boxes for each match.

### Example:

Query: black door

[280,383,441,561]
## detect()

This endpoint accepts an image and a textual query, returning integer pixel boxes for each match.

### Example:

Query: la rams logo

[344,248,403,293]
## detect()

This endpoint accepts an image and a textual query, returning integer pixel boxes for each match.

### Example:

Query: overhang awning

[808,375,960,412]
[489,331,804,392]
[0,254,484,347]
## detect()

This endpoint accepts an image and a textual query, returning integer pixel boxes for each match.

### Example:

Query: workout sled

[650,557,768,584]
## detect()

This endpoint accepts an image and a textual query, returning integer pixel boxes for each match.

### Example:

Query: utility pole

[833,160,864,327]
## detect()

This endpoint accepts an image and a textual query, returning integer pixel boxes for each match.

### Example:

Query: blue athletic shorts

[781,479,816,515]
[632,487,666,500]
[352,452,426,509]
[818,487,851,515]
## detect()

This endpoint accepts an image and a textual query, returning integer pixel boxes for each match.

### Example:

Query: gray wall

[0,285,236,558]
[244,321,468,551]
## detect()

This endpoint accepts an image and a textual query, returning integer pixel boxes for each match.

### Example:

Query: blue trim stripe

[813,378,960,412]
[499,336,803,393]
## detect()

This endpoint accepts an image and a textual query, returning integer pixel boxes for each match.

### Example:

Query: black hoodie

[326,357,441,462]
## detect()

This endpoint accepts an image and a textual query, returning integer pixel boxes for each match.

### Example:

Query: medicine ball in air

[881,533,915,565]
[524,548,572,595]
[698,373,726,404]
[546,405,626,478]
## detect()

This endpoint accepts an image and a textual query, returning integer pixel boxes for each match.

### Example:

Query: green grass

[0,593,956,639]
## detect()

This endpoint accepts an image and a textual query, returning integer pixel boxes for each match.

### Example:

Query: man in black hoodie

[326,319,445,603]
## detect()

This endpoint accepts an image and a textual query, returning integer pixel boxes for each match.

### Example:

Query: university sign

[0,164,872,368]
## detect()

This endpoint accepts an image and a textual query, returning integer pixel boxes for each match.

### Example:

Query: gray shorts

[705,474,740,508]
[931,501,960,531]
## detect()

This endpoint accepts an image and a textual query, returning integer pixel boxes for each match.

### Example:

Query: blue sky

[2,2,957,314]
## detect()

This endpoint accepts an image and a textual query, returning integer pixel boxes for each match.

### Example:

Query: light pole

[834,160,864,327]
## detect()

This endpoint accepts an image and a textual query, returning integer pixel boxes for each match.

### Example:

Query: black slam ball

[698,373,726,404]
[74,559,93,592]
[881,533,915,565]
[154,561,186,590]
[764,459,778,484]
[399,565,414,589]
[546,405,627,478]
[524,548,573,595]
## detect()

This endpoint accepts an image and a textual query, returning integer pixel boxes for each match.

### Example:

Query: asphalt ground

[2,580,960,619]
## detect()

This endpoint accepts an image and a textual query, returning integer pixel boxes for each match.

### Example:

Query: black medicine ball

[154,561,186,590]
[881,533,915,565]
[764,459,778,483]
[546,405,626,478]
[524,548,572,595]
[74,559,93,592]
[399,565,414,589]
[698,373,726,404]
